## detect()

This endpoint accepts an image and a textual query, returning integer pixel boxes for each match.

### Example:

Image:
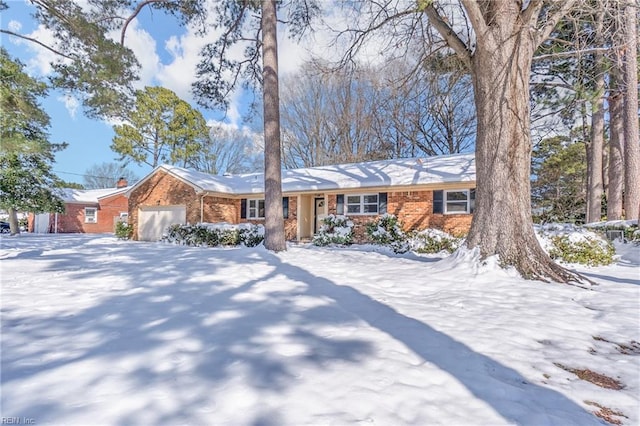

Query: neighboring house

[127,153,476,242]
[29,180,130,234]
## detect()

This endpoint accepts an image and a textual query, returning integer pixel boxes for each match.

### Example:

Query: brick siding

[129,171,300,241]
[129,170,472,242]
[28,194,128,233]
[326,190,472,242]
[129,170,202,240]
[240,197,298,240]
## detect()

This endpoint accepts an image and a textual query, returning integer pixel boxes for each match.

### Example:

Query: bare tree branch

[0,29,74,59]
[533,46,618,62]
[460,0,488,35]
[121,0,171,45]
[423,4,472,68]
[522,0,544,27]
[534,0,580,48]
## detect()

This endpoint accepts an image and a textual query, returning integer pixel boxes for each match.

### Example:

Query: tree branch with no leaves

[422,4,472,69]
[0,29,73,59]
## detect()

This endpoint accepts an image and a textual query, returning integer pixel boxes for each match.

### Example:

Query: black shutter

[240,198,247,219]
[282,197,289,219]
[470,189,476,214]
[433,190,444,214]
[336,194,344,215]
[378,192,387,214]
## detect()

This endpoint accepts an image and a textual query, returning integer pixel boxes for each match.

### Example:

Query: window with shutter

[433,191,444,214]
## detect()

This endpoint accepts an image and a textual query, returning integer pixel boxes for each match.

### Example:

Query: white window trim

[345,193,379,215]
[247,199,265,219]
[444,189,470,215]
[85,207,98,223]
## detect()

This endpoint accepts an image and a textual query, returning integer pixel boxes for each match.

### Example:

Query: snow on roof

[57,187,129,203]
[158,152,475,195]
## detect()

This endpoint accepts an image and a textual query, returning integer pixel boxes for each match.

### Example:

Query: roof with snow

[57,187,129,204]
[133,152,476,196]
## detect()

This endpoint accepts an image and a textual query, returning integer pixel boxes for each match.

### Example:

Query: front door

[314,197,325,233]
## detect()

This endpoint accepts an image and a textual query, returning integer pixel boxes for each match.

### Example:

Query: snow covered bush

[365,214,409,253]
[536,224,615,266]
[312,215,354,246]
[410,229,462,254]
[238,224,266,247]
[115,221,133,240]
[163,223,264,247]
[584,221,639,245]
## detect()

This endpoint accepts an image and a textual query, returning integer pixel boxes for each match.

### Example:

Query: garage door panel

[138,206,186,241]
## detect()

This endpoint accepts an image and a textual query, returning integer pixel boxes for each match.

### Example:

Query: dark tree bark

[622,1,640,220]
[262,0,286,251]
[586,70,605,223]
[586,6,606,224]
[7,207,20,235]
[607,89,624,221]
[425,1,583,282]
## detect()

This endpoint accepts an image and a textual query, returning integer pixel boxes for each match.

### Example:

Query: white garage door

[138,205,186,241]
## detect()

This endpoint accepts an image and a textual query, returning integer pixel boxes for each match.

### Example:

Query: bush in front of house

[365,213,410,254]
[584,221,639,245]
[115,221,133,240]
[312,214,354,246]
[409,228,462,254]
[536,224,615,266]
[163,223,264,248]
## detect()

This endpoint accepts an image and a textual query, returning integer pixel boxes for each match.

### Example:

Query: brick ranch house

[127,153,476,242]
[28,180,129,233]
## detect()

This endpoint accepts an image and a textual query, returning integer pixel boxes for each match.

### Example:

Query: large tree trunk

[622,1,640,220]
[464,8,581,283]
[586,71,604,223]
[607,89,624,221]
[7,207,21,236]
[586,7,606,224]
[261,0,286,251]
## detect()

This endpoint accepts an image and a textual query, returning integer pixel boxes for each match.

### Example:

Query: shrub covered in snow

[584,220,640,244]
[164,223,264,247]
[115,221,133,240]
[365,214,409,253]
[312,215,354,246]
[409,228,462,254]
[536,224,615,266]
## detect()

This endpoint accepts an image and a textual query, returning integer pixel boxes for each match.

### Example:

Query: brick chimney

[116,177,128,188]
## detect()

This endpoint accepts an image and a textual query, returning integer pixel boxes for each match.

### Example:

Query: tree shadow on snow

[255,250,600,425]
[1,237,599,425]
[1,242,374,425]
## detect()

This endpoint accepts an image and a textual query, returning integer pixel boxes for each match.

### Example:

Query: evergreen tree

[3,0,319,252]
[532,135,588,223]
[111,86,209,168]
[0,48,65,235]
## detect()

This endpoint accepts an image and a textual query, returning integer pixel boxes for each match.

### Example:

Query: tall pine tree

[0,48,65,234]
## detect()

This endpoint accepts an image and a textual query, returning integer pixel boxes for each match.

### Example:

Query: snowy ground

[1,234,638,425]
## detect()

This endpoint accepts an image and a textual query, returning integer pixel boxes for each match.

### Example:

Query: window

[85,207,98,223]
[247,199,265,219]
[240,198,288,219]
[433,189,475,214]
[346,194,379,215]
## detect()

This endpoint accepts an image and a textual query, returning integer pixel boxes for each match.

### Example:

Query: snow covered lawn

[1,234,638,425]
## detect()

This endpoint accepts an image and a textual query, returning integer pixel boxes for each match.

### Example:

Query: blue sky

[2,1,322,185]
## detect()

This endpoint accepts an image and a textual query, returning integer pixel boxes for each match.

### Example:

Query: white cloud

[155,28,206,103]
[8,20,22,32]
[19,24,64,76]
[109,19,161,90]
[57,93,80,119]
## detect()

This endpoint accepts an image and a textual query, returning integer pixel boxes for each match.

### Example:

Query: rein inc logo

[1,418,35,425]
